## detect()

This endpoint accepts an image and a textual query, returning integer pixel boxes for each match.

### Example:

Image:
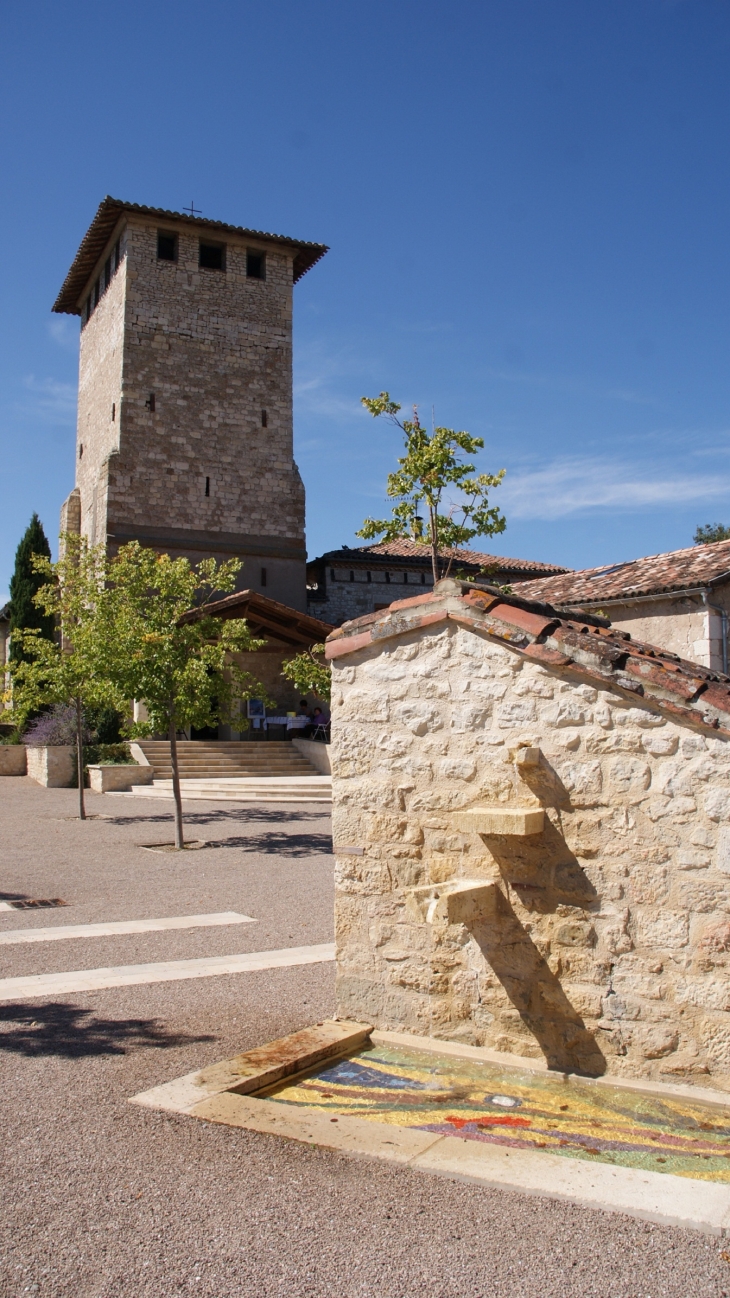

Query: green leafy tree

[105,543,266,848]
[282,645,331,703]
[6,535,125,820]
[358,393,506,583]
[8,514,54,663]
[694,523,730,545]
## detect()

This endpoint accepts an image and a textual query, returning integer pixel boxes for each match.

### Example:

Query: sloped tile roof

[514,540,730,607]
[325,578,730,735]
[180,589,332,647]
[310,539,568,577]
[54,197,328,314]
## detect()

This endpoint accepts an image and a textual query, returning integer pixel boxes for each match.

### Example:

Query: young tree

[695,524,730,545]
[8,514,54,663]
[106,543,266,849]
[6,536,125,820]
[358,393,506,583]
[282,645,331,703]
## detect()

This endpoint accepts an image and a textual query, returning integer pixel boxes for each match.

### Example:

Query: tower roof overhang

[53,196,329,315]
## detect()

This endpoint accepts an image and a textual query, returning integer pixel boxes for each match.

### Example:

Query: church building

[54,197,327,612]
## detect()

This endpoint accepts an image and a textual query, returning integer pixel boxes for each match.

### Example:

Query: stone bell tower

[54,197,327,611]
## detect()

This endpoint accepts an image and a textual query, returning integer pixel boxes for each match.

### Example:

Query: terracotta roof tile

[310,539,568,577]
[515,540,730,607]
[325,577,730,735]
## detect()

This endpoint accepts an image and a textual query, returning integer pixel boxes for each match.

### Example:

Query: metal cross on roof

[183,200,202,216]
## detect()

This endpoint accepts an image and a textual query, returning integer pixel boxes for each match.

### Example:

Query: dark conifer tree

[8,514,54,663]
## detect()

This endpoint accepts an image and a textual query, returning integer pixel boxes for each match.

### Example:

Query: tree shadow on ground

[195,831,333,856]
[0,1002,216,1059]
[106,806,329,827]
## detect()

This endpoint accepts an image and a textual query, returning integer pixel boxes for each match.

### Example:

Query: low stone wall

[328,584,730,1090]
[0,747,26,776]
[26,746,75,788]
[292,738,331,774]
[87,764,155,793]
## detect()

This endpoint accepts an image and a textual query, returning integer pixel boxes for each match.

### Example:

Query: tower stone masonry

[54,198,327,610]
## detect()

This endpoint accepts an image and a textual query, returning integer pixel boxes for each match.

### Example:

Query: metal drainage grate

[0,898,67,910]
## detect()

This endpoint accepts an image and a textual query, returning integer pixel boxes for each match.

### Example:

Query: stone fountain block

[454,806,545,836]
[406,879,498,926]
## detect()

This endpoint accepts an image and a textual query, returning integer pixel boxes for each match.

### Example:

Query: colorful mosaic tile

[267,1042,730,1183]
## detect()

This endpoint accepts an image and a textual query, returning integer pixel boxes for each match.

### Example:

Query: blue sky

[2,0,730,600]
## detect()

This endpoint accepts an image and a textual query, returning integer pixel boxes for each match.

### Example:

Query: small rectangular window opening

[205,477,210,497]
[349,570,355,582]
[385,572,390,584]
[246,251,265,279]
[330,568,335,581]
[145,393,156,413]
[111,403,115,422]
[404,572,408,583]
[366,571,371,582]
[260,567,267,587]
[421,572,426,584]
[157,231,178,262]
[261,409,268,428]
[199,241,225,271]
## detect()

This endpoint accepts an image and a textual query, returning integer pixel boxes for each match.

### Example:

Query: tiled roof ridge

[312,539,568,574]
[516,538,730,605]
[325,578,730,736]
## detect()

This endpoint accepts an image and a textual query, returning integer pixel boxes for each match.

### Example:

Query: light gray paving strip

[0,911,255,945]
[0,942,336,1001]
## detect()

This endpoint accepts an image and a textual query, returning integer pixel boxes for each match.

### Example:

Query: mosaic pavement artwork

[265,1041,730,1184]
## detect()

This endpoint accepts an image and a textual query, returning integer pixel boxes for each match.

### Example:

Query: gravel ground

[2,776,730,1298]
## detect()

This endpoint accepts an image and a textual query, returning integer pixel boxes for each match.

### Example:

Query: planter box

[87,764,155,793]
[0,746,26,776]
[26,745,75,788]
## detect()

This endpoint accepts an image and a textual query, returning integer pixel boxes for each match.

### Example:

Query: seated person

[311,705,330,739]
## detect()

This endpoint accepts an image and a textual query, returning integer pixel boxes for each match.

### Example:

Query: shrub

[23,705,90,747]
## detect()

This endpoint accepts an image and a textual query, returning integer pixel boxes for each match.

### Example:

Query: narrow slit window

[246,251,265,279]
[199,241,225,270]
[403,572,408,583]
[111,403,115,422]
[145,393,156,413]
[260,567,267,587]
[349,570,354,582]
[157,231,178,262]
[385,572,390,584]
[94,279,100,308]
[79,444,83,459]
[366,571,371,582]
[330,568,335,581]
[261,409,268,428]
[421,572,426,584]
[205,477,210,497]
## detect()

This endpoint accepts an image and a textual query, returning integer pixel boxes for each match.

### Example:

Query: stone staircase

[127,740,331,803]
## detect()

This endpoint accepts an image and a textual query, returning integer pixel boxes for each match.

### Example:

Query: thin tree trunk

[430,508,439,585]
[168,706,184,849]
[76,695,86,820]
